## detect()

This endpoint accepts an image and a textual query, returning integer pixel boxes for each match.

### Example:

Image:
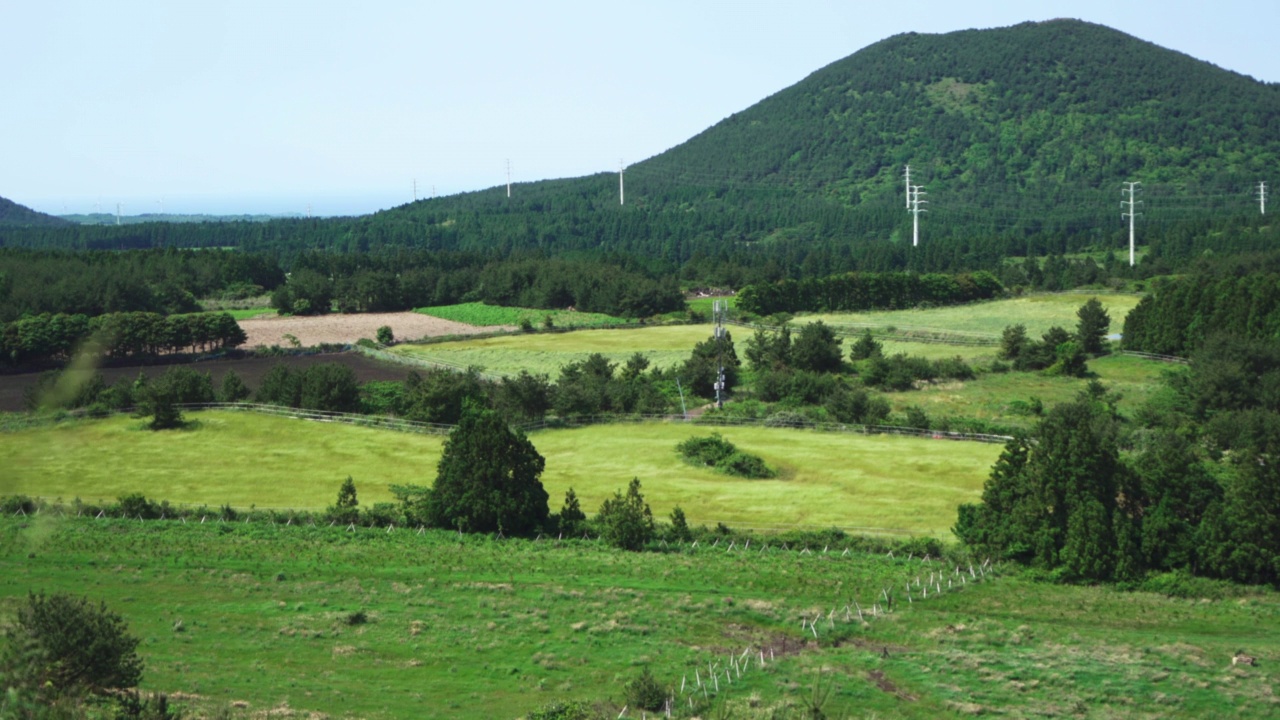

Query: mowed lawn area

[802,292,1144,337]
[1,411,1000,536]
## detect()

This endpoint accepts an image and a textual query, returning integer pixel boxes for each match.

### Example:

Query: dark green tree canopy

[14,592,143,693]
[427,402,548,536]
[1075,298,1111,355]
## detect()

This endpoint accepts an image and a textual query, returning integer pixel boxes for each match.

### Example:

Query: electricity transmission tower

[506,160,512,198]
[713,300,728,408]
[619,160,625,205]
[1121,182,1142,267]
[908,184,927,246]
[1259,181,1268,215]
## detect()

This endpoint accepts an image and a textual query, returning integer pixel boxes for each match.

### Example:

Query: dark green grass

[2,517,1274,719]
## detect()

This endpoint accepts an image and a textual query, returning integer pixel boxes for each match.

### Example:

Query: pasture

[800,292,1143,338]
[2,516,1275,719]
[415,302,629,329]
[0,411,999,536]
[389,325,713,377]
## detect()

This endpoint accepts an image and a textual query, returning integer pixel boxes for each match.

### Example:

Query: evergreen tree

[217,370,251,403]
[849,330,883,361]
[329,476,359,524]
[790,321,843,373]
[596,477,655,551]
[1076,298,1111,355]
[427,402,548,536]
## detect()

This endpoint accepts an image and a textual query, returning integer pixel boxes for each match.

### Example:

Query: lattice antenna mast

[1258,181,1268,215]
[619,160,625,206]
[116,202,122,226]
[909,184,927,247]
[903,165,911,209]
[413,179,418,202]
[713,300,727,409]
[1121,181,1142,267]
[506,159,512,198]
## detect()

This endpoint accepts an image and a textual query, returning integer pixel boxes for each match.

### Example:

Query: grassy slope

[0,412,999,536]
[801,293,1143,337]
[894,353,1172,428]
[2,518,1275,719]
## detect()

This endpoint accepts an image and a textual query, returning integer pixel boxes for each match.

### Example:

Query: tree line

[1123,269,1280,356]
[736,270,1004,316]
[2,311,246,367]
[957,333,1280,587]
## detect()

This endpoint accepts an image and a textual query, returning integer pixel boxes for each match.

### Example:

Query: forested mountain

[4,20,1279,283]
[0,196,71,228]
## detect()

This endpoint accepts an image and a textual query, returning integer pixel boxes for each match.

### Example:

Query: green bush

[528,700,595,720]
[376,325,395,345]
[676,433,736,467]
[716,451,776,479]
[622,666,666,712]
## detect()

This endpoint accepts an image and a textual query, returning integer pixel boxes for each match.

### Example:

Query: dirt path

[237,311,513,348]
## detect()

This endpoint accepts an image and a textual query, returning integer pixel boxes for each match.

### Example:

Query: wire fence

[1119,350,1190,364]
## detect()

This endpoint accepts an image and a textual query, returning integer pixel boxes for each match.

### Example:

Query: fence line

[1119,350,1189,364]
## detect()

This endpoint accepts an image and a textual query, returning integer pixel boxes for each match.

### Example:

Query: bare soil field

[0,352,414,413]
[238,311,511,348]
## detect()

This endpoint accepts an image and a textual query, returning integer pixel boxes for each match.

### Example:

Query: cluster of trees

[269,254,684,318]
[736,271,1003,316]
[1123,270,1280,356]
[957,334,1280,586]
[995,298,1111,378]
[0,247,283,320]
[1,311,246,366]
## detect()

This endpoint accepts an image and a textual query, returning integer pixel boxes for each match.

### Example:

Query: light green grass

[415,301,628,328]
[392,325,716,376]
[0,412,444,509]
[803,292,1143,338]
[534,423,999,536]
[1,411,998,536]
[223,307,275,320]
[688,295,737,316]
[895,353,1173,429]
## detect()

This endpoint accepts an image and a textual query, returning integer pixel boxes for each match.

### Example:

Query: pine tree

[1076,298,1111,355]
[427,402,548,536]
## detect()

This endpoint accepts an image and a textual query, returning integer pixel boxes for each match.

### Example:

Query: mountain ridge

[0,196,72,228]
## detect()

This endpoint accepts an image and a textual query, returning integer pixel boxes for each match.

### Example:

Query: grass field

[415,302,629,328]
[390,325,713,377]
[1,517,1274,719]
[895,353,1174,429]
[222,307,275,321]
[802,292,1144,338]
[0,411,999,536]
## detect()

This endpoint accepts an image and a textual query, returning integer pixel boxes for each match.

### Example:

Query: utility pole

[1258,181,1268,215]
[506,159,511,198]
[908,184,927,247]
[1121,181,1142,267]
[619,160,625,206]
[903,165,911,209]
[713,300,727,409]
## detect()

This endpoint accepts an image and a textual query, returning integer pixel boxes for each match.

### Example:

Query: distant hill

[0,196,72,227]
[60,213,300,225]
[364,19,1280,254]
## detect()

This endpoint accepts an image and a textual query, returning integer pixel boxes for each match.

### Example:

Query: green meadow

[0,411,999,536]
[415,302,629,328]
[2,517,1275,719]
[895,353,1173,429]
[801,292,1143,338]
[390,325,713,376]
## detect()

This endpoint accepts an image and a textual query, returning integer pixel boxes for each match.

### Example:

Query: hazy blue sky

[4,1,1278,216]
